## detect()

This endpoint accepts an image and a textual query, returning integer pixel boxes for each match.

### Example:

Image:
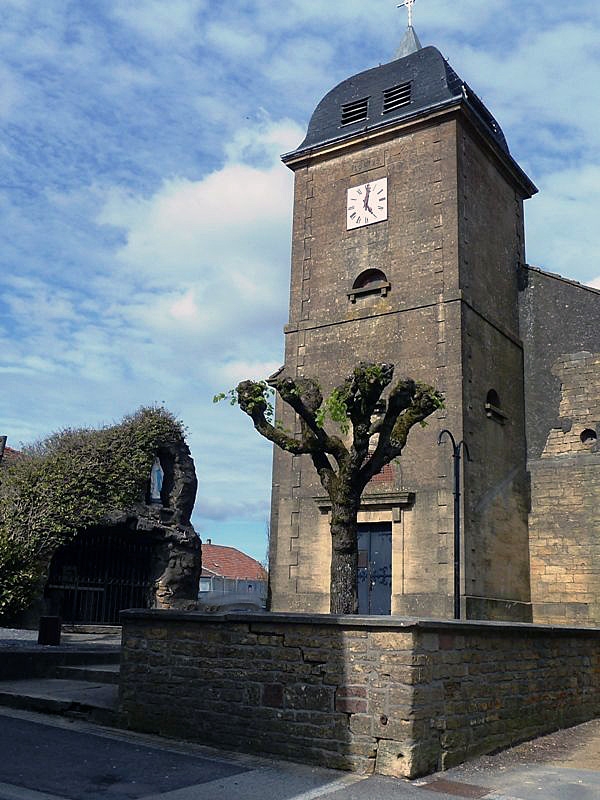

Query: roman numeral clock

[346,178,388,230]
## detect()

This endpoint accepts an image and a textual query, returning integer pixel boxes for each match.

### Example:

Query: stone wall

[518,267,600,460]
[119,611,600,778]
[528,351,600,625]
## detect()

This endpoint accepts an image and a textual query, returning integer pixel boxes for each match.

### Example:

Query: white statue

[150,457,164,503]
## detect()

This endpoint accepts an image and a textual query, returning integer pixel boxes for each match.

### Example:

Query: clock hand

[363,184,371,209]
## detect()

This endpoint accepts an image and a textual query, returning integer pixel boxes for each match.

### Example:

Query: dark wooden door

[357,522,392,614]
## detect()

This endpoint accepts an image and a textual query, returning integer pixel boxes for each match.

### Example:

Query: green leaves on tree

[315,387,351,434]
[214,381,275,423]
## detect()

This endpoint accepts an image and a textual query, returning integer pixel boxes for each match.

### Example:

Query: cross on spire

[398,0,416,28]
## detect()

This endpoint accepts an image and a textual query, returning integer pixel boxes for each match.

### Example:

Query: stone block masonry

[528,351,600,625]
[119,611,600,778]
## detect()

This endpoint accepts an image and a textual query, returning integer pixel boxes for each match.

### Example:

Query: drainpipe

[437,430,471,620]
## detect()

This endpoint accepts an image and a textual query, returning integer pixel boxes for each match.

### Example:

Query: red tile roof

[0,445,22,466]
[201,543,267,581]
[370,462,395,483]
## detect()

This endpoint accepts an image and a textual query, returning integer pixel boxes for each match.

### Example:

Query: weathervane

[398,0,416,27]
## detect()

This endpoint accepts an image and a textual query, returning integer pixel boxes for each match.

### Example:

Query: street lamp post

[437,429,470,620]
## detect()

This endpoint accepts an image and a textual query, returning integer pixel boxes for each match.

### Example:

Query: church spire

[394,0,423,59]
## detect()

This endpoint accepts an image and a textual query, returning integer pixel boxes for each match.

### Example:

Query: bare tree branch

[233,364,443,615]
[237,381,309,456]
[344,363,395,473]
[269,374,348,465]
[360,381,442,486]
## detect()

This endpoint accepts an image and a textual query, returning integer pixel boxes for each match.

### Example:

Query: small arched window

[581,428,598,446]
[486,389,500,408]
[348,269,391,303]
[485,389,507,424]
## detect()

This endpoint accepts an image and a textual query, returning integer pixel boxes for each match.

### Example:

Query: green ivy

[0,406,186,623]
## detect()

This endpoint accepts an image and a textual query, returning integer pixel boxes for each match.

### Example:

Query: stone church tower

[269,27,599,623]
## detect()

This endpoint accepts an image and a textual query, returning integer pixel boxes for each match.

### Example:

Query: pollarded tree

[232,362,443,614]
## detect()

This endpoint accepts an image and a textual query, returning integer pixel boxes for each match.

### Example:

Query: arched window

[348,269,391,303]
[485,389,507,424]
[581,428,598,446]
[486,389,500,408]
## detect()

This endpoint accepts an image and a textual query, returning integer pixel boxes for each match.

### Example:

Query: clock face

[346,177,388,230]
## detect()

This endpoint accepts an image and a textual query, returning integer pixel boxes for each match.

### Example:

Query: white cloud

[99,120,299,282]
[215,360,283,387]
[101,162,290,273]
[94,119,300,379]
[205,22,266,60]
[525,164,600,281]
[110,0,207,43]
[454,23,600,145]
[169,289,198,320]
[1,119,298,537]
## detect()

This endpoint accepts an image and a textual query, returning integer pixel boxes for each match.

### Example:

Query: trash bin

[38,616,61,646]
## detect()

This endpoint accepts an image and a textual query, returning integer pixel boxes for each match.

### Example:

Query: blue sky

[2,0,599,562]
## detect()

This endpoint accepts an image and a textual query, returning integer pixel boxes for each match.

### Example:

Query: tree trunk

[329,498,359,614]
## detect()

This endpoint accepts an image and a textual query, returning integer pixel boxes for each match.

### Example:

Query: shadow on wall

[118,611,600,779]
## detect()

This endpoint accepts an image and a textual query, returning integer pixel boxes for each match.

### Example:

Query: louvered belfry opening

[341,97,369,125]
[383,81,412,113]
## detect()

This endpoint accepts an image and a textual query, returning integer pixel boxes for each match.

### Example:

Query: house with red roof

[0,439,22,468]
[198,540,267,610]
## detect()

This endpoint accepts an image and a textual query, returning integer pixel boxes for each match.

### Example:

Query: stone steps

[0,677,119,725]
[0,631,121,725]
[54,662,120,685]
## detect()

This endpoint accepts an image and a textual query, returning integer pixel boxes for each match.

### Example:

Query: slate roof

[394,25,422,60]
[283,43,537,197]
[284,45,509,160]
[201,542,267,581]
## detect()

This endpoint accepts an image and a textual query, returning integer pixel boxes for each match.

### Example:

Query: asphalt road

[0,707,598,800]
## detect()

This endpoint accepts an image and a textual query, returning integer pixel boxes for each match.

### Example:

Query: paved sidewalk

[0,706,598,800]
[417,718,600,800]
[0,627,121,648]
[0,677,118,717]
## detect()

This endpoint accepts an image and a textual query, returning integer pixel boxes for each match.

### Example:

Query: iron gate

[46,527,155,624]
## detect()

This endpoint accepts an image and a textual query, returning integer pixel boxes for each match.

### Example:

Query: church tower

[269,23,537,621]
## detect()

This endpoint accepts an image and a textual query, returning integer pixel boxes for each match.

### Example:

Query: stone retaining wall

[119,611,600,778]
